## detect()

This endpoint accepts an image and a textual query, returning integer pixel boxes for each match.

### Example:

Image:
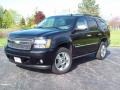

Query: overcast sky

[0,0,120,20]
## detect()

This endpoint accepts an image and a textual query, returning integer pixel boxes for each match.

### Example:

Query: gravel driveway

[0,47,120,90]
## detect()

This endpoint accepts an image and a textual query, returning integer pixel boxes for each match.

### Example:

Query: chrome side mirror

[76,25,88,30]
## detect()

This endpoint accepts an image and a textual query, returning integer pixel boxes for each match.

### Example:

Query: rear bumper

[5,46,55,69]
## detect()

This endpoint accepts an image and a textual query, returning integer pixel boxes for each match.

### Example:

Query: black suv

[5,14,110,74]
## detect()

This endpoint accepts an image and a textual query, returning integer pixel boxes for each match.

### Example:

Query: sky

[0,0,120,20]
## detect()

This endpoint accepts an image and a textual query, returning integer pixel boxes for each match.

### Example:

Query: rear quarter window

[96,18,108,31]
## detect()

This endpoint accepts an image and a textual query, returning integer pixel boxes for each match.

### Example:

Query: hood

[9,28,67,38]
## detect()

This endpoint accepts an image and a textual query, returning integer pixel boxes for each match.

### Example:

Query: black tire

[52,47,72,74]
[96,42,107,60]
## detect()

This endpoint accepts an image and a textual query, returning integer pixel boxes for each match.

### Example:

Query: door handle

[86,34,92,37]
[98,33,102,36]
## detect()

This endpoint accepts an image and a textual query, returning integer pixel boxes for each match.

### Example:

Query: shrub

[0,31,7,38]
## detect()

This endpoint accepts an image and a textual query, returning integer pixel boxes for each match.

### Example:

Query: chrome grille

[8,38,33,50]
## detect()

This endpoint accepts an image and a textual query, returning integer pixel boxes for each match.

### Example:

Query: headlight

[33,37,51,48]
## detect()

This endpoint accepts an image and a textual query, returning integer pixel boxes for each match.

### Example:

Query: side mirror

[76,25,88,31]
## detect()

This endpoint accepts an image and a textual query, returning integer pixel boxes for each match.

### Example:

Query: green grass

[110,30,120,47]
[0,38,7,47]
[0,29,120,47]
[0,28,17,47]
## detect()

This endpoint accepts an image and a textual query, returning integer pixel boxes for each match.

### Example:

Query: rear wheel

[96,42,107,60]
[52,47,72,74]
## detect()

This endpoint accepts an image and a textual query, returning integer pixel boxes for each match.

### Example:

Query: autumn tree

[34,11,45,24]
[78,0,99,16]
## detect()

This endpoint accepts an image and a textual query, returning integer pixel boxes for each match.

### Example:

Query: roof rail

[70,13,101,18]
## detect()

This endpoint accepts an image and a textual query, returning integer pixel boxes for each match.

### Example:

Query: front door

[72,16,99,57]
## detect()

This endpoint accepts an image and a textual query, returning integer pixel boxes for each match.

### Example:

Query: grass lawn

[0,29,120,47]
[0,38,7,47]
[0,28,17,47]
[110,30,120,47]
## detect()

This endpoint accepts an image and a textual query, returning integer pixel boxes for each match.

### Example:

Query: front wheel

[96,42,107,60]
[52,47,72,74]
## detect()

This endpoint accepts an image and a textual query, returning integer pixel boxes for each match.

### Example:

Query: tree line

[20,11,45,29]
[0,6,17,28]
[0,0,99,29]
[0,5,45,29]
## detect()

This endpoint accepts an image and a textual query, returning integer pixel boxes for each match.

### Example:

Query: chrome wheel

[101,45,107,58]
[55,52,70,71]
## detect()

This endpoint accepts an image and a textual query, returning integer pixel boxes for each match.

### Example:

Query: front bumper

[5,46,55,69]
[17,64,51,69]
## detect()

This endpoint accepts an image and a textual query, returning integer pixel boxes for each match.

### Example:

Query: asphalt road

[0,47,120,90]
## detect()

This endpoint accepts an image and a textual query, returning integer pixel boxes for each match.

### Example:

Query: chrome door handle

[86,34,92,37]
[98,33,102,36]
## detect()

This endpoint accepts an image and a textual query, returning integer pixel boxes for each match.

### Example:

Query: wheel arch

[100,37,109,46]
[53,36,72,52]
[57,42,72,50]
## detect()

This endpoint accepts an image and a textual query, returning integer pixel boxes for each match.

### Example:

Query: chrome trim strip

[75,42,98,47]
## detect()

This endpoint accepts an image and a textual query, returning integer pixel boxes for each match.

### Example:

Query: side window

[76,17,88,30]
[87,17,98,30]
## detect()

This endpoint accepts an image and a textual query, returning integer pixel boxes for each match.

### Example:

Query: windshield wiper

[46,27,60,29]
[36,26,45,28]
[36,26,61,30]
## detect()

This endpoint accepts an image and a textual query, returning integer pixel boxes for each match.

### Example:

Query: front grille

[8,38,33,50]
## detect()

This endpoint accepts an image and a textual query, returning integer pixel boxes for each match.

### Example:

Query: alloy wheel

[55,52,70,71]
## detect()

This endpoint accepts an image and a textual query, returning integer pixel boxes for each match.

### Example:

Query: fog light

[40,59,43,64]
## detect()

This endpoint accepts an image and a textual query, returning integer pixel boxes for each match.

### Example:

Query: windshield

[37,16,76,30]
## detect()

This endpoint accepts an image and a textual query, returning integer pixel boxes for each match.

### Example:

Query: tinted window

[96,19,107,30]
[87,17,98,30]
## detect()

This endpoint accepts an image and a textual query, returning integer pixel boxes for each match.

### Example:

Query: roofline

[47,14,103,19]
[70,14,101,17]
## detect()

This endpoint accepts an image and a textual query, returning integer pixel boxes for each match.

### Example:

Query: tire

[96,42,107,60]
[52,47,72,74]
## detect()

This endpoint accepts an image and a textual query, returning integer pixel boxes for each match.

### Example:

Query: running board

[73,52,96,60]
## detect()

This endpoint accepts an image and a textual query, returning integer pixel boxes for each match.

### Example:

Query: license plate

[14,57,22,63]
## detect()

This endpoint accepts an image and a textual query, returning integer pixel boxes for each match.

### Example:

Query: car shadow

[16,65,52,74]
[70,53,96,72]
[70,50,111,72]
[17,50,111,74]
[106,50,111,58]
